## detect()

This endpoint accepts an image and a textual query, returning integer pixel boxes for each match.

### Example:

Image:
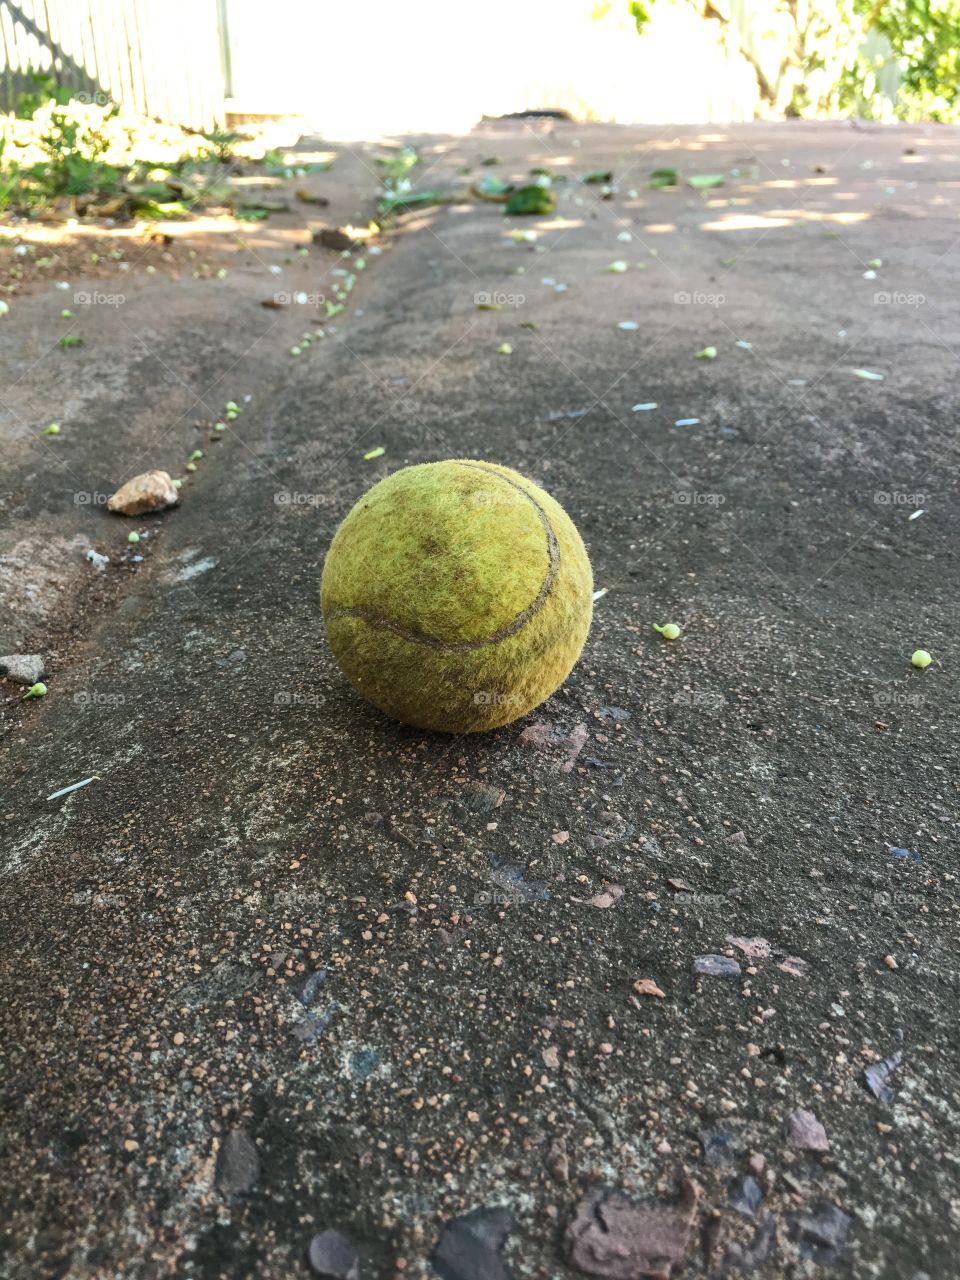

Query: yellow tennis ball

[321,459,593,732]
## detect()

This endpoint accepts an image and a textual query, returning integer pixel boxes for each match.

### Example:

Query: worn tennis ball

[321,459,593,732]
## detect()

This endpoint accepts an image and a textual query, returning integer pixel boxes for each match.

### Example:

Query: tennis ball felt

[321,459,593,732]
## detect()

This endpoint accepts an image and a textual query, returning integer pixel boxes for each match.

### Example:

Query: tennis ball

[321,459,593,732]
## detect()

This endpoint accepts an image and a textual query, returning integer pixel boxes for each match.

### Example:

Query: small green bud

[225,401,240,413]
[22,681,47,699]
[214,422,226,432]
[290,345,302,356]
[497,343,513,355]
[189,450,203,461]
[127,531,140,544]
[171,478,182,489]
[185,462,197,473]
[61,308,74,319]
[41,422,61,435]
[653,622,681,640]
[911,649,932,669]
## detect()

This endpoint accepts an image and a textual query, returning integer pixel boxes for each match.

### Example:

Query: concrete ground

[1,119,958,1280]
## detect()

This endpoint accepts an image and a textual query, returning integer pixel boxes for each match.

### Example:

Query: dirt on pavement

[1,119,957,1280]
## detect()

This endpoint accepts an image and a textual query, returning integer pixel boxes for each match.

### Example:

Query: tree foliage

[620,0,960,120]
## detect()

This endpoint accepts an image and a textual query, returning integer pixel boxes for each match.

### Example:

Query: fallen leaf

[505,185,555,216]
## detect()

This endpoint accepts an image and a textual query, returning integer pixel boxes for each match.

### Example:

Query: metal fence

[0,0,225,131]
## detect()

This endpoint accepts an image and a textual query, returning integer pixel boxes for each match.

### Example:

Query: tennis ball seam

[326,461,561,653]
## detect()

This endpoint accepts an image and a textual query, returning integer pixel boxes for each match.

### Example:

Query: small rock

[729,1175,763,1218]
[0,654,45,685]
[777,955,808,979]
[598,705,631,721]
[85,549,110,570]
[432,1206,514,1280]
[566,1179,701,1280]
[215,1128,260,1195]
[298,969,328,1006]
[308,1229,361,1279]
[633,978,666,999]
[783,1108,829,1152]
[726,936,770,960]
[694,954,742,979]
[107,470,180,516]
[864,1051,902,1105]
[723,1214,777,1270]
[699,1129,737,1168]
[590,884,624,909]
[747,1153,765,1175]
[788,1203,851,1265]
[547,1138,569,1183]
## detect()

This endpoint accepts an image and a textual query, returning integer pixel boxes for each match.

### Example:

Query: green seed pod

[653,622,681,640]
[911,649,932,669]
[22,681,47,699]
